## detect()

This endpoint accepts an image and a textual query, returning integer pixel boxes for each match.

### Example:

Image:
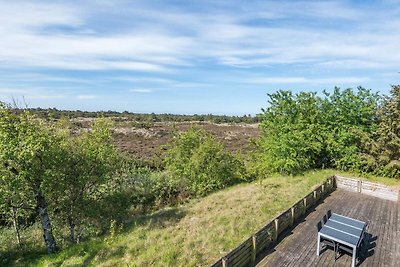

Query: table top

[319,213,366,247]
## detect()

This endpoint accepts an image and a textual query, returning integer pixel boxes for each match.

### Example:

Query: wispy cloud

[0,1,399,114]
[130,89,153,93]
[77,95,97,100]
[247,76,370,85]
[1,1,399,73]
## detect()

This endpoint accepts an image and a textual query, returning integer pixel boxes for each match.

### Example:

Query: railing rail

[335,175,399,202]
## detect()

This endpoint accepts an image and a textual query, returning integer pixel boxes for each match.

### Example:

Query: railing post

[222,257,228,267]
[303,198,307,214]
[291,207,295,226]
[252,235,257,263]
[313,190,317,204]
[274,219,279,242]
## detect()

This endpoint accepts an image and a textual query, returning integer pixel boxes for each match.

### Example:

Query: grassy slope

[6,170,399,267]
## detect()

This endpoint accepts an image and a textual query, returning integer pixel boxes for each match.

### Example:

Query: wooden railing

[335,175,399,202]
[211,176,336,267]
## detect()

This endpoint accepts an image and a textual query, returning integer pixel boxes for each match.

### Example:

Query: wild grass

[1,169,398,267]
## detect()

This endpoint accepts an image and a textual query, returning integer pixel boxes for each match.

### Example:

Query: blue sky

[0,0,399,115]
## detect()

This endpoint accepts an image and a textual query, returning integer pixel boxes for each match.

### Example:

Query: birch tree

[0,103,59,253]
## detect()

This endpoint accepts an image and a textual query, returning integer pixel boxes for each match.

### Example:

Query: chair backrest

[364,220,369,230]
[323,214,328,224]
[316,221,322,231]
[327,210,332,219]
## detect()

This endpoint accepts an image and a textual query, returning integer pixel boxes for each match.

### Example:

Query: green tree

[0,168,35,247]
[255,87,379,175]
[375,85,400,177]
[321,87,379,170]
[49,118,121,243]
[255,91,325,174]
[0,103,59,253]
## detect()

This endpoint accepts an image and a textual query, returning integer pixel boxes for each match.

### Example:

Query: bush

[164,127,247,196]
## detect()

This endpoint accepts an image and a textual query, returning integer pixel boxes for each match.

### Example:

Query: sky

[0,0,399,115]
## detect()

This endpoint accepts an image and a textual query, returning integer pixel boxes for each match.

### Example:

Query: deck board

[256,189,400,267]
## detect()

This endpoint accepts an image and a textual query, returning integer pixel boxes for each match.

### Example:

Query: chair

[327,210,332,219]
[323,214,328,224]
[336,221,369,260]
[316,221,336,255]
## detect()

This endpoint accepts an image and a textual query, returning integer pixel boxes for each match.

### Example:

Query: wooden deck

[256,189,400,267]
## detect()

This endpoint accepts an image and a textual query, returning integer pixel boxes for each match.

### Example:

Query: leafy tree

[321,87,379,170]
[374,85,400,177]
[255,87,379,175]
[49,118,122,243]
[0,103,59,252]
[254,91,325,174]
[164,127,246,196]
[0,168,35,247]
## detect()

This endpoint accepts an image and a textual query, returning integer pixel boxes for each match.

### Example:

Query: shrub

[164,127,247,196]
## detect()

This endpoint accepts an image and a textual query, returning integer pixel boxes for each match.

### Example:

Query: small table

[317,213,367,267]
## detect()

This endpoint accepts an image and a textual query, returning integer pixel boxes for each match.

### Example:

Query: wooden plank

[304,192,314,210]
[225,237,252,262]
[276,208,292,236]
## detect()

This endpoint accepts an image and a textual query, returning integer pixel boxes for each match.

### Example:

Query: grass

[1,169,398,267]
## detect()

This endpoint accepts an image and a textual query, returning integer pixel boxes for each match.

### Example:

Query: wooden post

[313,190,317,204]
[274,219,279,242]
[251,235,257,263]
[303,198,307,214]
[322,184,325,195]
[222,257,228,267]
[291,207,295,226]
[357,180,361,193]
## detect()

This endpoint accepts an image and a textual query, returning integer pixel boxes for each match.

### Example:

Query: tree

[49,118,121,243]
[0,103,59,253]
[255,87,379,175]
[375,85,400,177]
[0,168,35,247]
[321,87,379,170]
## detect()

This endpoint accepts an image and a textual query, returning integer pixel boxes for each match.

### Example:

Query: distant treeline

[23,108,262,124]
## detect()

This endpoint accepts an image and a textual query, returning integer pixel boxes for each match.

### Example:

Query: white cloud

[130,89,153,93]
[246,76,370,85]
[77,95,97,100]
[0,1,399,77]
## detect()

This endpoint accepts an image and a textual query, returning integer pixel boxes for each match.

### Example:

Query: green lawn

[1,169,398,267]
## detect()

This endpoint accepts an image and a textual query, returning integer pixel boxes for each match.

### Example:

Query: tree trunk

[35,189,57,253]
[11,206,21,247]
[76,221,82,244]
[67,216,76,243]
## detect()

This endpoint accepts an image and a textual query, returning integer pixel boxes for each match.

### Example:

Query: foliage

[255,87,380,175]
[373,85,400,178]
[164,127,247,196]
[0,103,60,252]
[47,118,123,243]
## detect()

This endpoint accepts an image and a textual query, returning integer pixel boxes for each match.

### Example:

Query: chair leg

[334,243,337,261]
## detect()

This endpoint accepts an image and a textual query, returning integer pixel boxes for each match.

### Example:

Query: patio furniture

[316,221,336,253]
[317,213,367,267]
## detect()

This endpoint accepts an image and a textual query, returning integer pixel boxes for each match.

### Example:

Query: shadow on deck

[256,189,399,267]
